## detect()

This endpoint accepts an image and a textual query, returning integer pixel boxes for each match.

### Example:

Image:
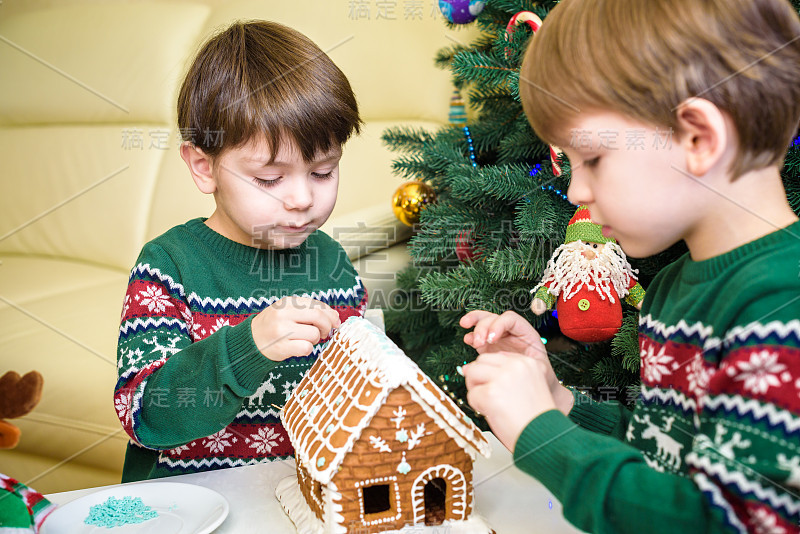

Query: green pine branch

[381,126,435,153]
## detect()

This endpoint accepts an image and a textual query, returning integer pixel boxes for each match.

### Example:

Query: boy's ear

[675,98,728,177]
[180,142,217,194]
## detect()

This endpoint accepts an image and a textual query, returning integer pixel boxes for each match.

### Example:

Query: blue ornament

[438,0,486,24]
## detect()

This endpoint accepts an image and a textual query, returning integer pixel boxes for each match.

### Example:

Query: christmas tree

[383,0,800,425]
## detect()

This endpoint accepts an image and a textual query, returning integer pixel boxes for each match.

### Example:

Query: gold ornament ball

[391,181,436,226]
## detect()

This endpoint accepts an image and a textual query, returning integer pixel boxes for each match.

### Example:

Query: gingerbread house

[276,316,492,534]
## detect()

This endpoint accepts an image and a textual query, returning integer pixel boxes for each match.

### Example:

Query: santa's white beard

[533,241,638,304]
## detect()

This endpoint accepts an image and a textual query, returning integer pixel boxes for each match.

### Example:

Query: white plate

[41,482,229,534]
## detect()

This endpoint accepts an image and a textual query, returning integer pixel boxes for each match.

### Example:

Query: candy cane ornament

[504,11,543,62]
[550,145,564,177]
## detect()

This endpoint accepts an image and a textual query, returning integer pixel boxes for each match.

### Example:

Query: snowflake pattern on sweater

[635,315,800,533]
[115,219,367,480]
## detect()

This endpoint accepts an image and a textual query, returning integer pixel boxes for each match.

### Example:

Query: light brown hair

[177,21,362,162]
[520,0,800,178]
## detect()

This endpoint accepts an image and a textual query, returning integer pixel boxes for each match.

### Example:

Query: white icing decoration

[412,465,468,524]
[326,424,334,434]
[397,452,411,475]
[369,435,392,453]
[391,406,407,428]
[335,395,344,405]
[408,423,428,450]
[396,429,408,443]
[317,457,325,467]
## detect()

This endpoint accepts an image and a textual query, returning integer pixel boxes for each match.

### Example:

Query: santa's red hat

[564,206,615,244]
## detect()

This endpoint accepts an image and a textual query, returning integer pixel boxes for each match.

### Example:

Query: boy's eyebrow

[246,152,343,167]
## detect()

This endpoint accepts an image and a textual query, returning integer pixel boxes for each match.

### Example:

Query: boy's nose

[283,179,314,210]
[566,169,592,206]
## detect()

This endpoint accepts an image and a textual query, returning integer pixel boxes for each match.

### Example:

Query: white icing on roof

[281,316,490,484]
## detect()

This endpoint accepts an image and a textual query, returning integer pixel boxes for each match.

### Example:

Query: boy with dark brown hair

[461,0,800,531]
[115,21,366,481]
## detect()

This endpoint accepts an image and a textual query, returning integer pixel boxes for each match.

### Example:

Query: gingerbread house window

[362,483,391,515]
[356,478,400,525]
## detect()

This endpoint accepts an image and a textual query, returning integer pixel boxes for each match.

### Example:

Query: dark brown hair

[177,20,362,162]
[520,0,800,178]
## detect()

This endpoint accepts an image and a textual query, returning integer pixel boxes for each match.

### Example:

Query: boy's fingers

[308,300,340,329]
[328,307,342,328]
[463,332,476,347]
[483,311,541,350]
[500,310,538,338]
[485,312,518,341]
[287,323,326,345]
[470,317,500,347]
[465,383,490,414]
[259,338,314,361]
[472,315,508,347]
[305,312,339,341]
[280,339,315,359]
[459,310,495,329]
[282,297,340,333]
[463,352,514,381]
[462,361,495,390]
[473,351,516,366]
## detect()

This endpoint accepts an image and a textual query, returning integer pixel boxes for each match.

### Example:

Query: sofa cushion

[0,127,169,271]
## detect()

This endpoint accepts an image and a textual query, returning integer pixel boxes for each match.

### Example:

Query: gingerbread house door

[411,465,467,525]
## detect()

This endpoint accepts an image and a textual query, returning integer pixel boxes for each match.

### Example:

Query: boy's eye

[253,177,280,188]
[583,157,601,168]
[311,170,335,180]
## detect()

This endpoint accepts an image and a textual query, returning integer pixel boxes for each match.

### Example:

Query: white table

[46,433,585,533]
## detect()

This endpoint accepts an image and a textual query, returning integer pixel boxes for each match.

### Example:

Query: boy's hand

[460,310,574,419]
[463,351,557,451]
[251,296,341,361]
[460,310,546,359]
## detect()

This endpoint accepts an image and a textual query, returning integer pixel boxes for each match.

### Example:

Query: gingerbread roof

[281,316,491,485]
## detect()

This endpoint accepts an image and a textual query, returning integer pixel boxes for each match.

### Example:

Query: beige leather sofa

[0,0,467,493]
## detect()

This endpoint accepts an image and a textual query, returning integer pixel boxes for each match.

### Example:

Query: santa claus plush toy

[530,206,645,343]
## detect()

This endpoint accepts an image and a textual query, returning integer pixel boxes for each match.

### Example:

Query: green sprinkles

[84,496,158,528]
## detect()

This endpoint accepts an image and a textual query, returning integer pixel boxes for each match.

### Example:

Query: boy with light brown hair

[461,0,800,532]
[115,21,367,481]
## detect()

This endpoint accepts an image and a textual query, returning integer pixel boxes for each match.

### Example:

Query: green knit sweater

[515,221,800,533]
[115,218,366,481]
